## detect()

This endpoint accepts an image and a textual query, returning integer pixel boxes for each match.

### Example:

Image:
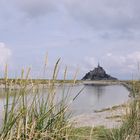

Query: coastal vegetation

[71,80,140,140]
[0,58,139,139]
[0,59,77,140]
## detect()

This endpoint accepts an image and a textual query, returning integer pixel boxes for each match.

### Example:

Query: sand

[70,102,129,128]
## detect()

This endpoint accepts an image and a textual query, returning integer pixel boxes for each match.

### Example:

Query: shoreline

[70,101,130,129]
[0,80,132,129]
[70,81,133,129]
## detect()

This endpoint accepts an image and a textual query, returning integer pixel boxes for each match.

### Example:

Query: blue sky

[0,0,140,79]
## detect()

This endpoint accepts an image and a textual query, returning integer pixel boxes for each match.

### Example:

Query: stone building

[82,64,117,80]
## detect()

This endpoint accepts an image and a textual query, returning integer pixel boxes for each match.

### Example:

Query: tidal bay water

[69,84,129,115]
[0,84,129,123]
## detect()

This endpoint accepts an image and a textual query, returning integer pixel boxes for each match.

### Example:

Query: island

[82,64,117,80]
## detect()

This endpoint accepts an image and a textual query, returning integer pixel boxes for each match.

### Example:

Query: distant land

[82,64,118,80]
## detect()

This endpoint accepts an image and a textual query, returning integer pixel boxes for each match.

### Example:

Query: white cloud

[107,53,112,57]
[83,56,97,70]
[0,0,140,80]
[81,51,140,79]
[0,42,12,67]
[103,51,140,74]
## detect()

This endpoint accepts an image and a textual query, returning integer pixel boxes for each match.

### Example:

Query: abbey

[82,64,117,80]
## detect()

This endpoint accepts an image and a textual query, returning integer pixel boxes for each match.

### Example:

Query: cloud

[0,42,12,67]
[106,53,112,57]
[103,51,140,75]
[14,0,57,18]
[0,0,140,80]
[81,51,140,79]
[84,57,97,69]
[64,0,140,35]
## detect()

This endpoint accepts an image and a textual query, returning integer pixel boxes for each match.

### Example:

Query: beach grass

[0,59,77,140]
[87,80,140,140]
[0,57,140,139]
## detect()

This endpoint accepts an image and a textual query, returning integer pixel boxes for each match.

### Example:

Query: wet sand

[70,101,130,128]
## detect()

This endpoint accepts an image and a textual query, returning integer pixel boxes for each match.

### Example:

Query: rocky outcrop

[82,64,117,80]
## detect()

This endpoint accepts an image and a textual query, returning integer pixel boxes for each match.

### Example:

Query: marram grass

[89,81,140,140]
[0,59,140,140]
[0,60,79,140]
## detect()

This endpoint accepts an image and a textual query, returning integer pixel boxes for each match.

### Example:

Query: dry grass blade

[52,58,61,80]
[0,57,84,140]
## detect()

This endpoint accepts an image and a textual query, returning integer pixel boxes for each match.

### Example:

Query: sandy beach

[70,101,130,128]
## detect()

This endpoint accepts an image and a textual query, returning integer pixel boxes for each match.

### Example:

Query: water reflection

[70,85,129,115]
[90,85,105,101]
[0,84,129,117]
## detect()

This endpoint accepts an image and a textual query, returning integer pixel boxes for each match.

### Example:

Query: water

[0,84,129,121]
[69,84,129,115]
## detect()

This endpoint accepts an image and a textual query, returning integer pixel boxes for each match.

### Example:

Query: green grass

[69,126,107,140]
[0,57,140,140]
[0,59,76,140]
[88,81,140,140]
[69,80,140,140]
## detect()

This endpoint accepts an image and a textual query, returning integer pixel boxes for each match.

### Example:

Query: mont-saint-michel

[82,64,117,80]
[0,0,139,139]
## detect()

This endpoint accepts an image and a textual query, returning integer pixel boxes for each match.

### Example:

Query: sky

[0,0,140,79]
